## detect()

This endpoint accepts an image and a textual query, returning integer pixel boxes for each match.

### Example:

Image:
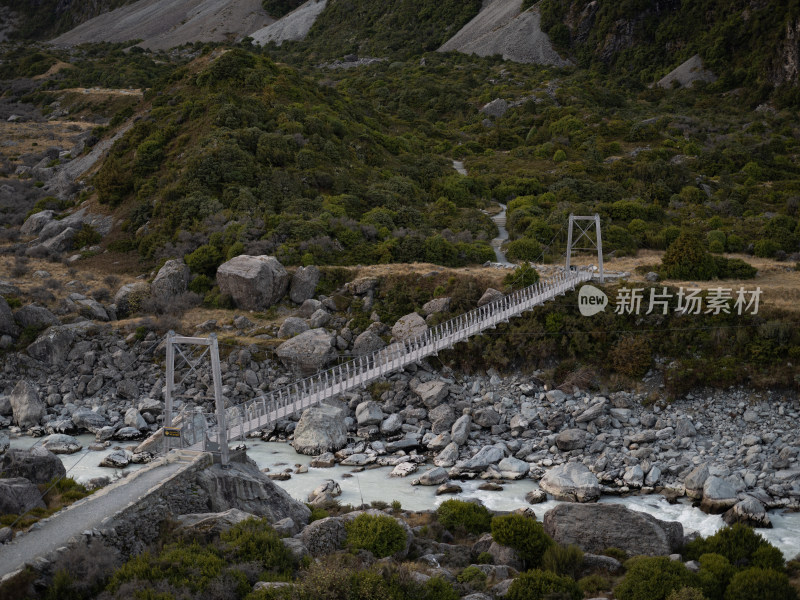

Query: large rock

[276,328,337,376]
[14,304,59,329]
[26,326,75,365]
[539,463,600,503]
[289,265,320,304]
[391,312,427,341]
[0,478,45,514]
[451,414,471,445]
[195,461,311,525]
[307,479,342,504]
[175,508,255,538]
[41,226,76,252]
[474,408,500,428]
[422,297,451,316]
[556,429,588,451]
[0,447,66,483]
[278,317,309,338]
[417,467,449,486]
[9,380,45,428]
[684,463,709,499]
[151,259,190,300]
[477,288,503,307]
[352,330,386,356]
[114,281,151,318]
[498,457,529,480]
[0,297,18,337]
[460,444,505,471]
[412,380,449,408]
[72,408,107,433]
[355,401,383,426]
[542,503,683,556]
[722,496,771,528]
[299,516,347,556]
[293,404,348,455]
[217,255,289,310]
[701,476,739,513]
[20,210,54,237]
[42,434,82,454]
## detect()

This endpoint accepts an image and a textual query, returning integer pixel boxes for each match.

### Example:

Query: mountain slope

[439,0,570,67]
[0,0,140,40]
[49,0,274,51]
[251,0,327,47]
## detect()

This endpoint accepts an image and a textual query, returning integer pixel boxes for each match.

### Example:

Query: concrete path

[0,454,192,578]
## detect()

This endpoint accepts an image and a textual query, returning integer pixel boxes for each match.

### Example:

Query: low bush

[506,569,582,600]
[457,565,487,590]
[667,588,709,600]
[661,232,718,280]
[614,556,701,600]
[542,544,584,579]
[221,518,295,579]
[724,567,798,600]
[504,261,540,290]
[697,553,736,600]
[683,524,784,568]
[578,573,611,594]
[436,500,492,536]
[345,513,407,558]
[490,514,554,569]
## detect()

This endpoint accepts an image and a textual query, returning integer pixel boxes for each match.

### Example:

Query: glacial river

[9,436,800,559]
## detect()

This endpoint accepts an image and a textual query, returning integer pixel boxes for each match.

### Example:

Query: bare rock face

[0,447,66,484]
[195,461,311,526]
[9,380,44,428]
[151,259,190,300]
[352,330,386,356]
[539,462,600,502]
[300,516,347,557]
[26,326,75,366]
[13,304,60,330]
[292,404,348,456]
[217,255,289,310]
[0,478,45,514]
[278,317,309,339]
[276,328,337,376]
[0,297,18,338]
[20,210,55,237]
[723,496,772,528]
[175,508,256,539]
[542,503,683,557]
[289,265,320,304]
[391,312,427,341]
[477,288,503,307]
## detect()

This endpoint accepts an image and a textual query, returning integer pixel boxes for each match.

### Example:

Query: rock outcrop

[9,380,45,428]
[151,259,190,300]
[0,447,66,484]
[292,404,347,455]
[276,328,337,376]
[217,255,289,310]
[289,265,320,304]
[539,462,600,502]
[542,503,683,556]
[0,478,45,514]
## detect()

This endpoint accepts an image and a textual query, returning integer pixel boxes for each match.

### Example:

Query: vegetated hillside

[261,0,305,18]
[93,48,497,279]
[0,0,139,40]
[277,0,483,59]
[532,0,800,104]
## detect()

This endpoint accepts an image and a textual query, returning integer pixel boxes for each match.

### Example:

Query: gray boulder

[307,479,342,504]
[196,461,311,525]
[474,408,500,428]
[175,508,255,538]
[278,317,309,338]
[41,226,76,252]
[539,463,600,502]
[460,444,504,471]
[477,288,503,307]
[299,516,347,556]
[292,404,347,455]
[353,330,386,356]
[42,434,82,454]
[723,496,771,528]
[434,442,460,468]
[99,449,131,468]
[422,297,451,316]
[26,326,75,365]
[355,401,383,426]
[72,408,107,433]
[151,259,190,300]
[701,476,739,513]
[20,210,54,237]
[72,296,109,321]
[0,297,19,337]
[412,380,449,408]
[391,312,427,341]
[13,304,59,330]
[543,503,683,556]
[114,281,151,318]
[417,467,448,486]
[451,414,471,445]
[276,328,337,376]
[0,447,66,483]
[217,255,289,310]
[380,413,403,434]
[481,98,509,118]
[290,266,320,304]
[124,408,148,430]
[556,429,588,451]
[498,457,529,480]
[684,463,709,499]
[9,380,45,428]
[0,478,45,514]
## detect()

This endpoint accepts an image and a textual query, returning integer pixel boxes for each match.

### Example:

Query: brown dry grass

[32,60,73,80]
[0,120,94,166]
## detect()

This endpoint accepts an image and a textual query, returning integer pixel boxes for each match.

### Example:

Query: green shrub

[188,274,214,294]
[724,568,798,600]
[457,565,487,590]
[504,262,540,290]
[661,232,718,280]
[697,553,736,600]
[684,524,784,568]
[667,588,709,600]
[476,551,494,564]
[614,556,701,600]
[714,257,757,279]
[307,505,330,523]
[72,224,102,249]
[490,514,554,569]
[578,573,611,594]
[707,230,726,253]
[185,244,224,276]
[506,569,582,600]
[603,547,629,562]
[542,544,584,579]
[422,576,460,600]
[754,239,779,258]
[506,238,543,262]
[610,335,652,378]
[345,513,406,558]
[436,500,492,535]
